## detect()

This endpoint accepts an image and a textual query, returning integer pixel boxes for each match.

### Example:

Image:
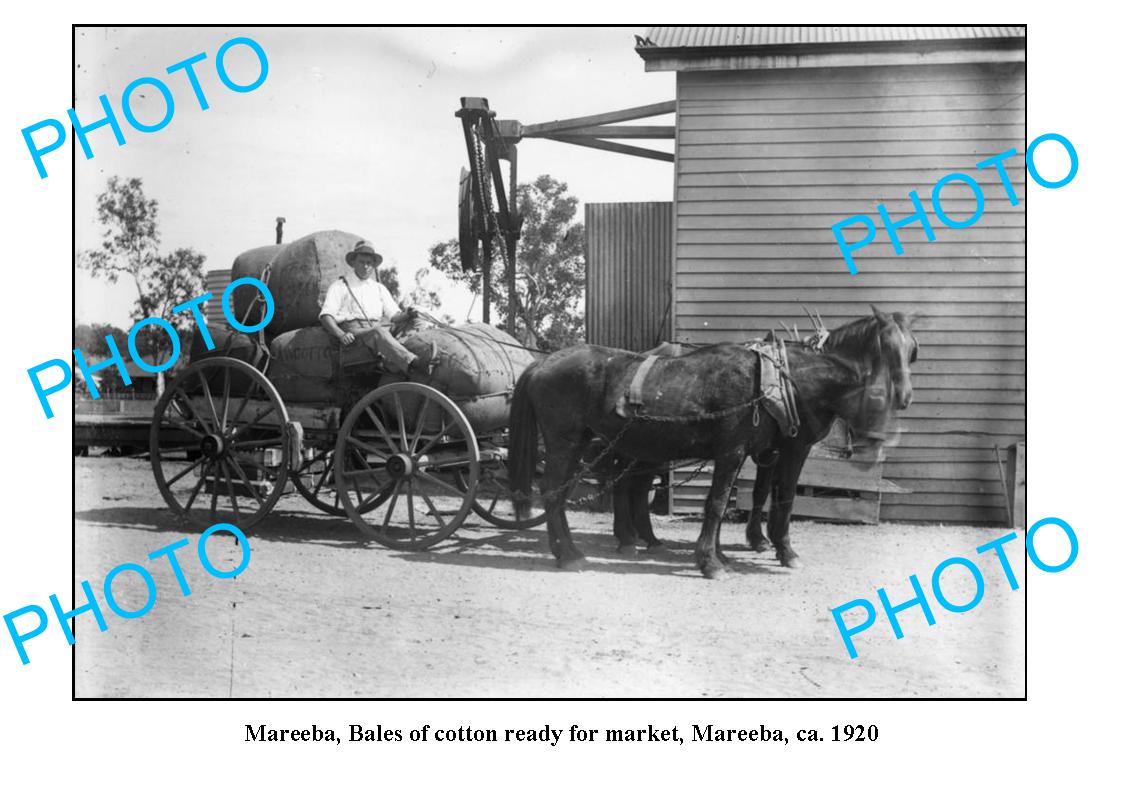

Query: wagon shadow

[74,505,374,546]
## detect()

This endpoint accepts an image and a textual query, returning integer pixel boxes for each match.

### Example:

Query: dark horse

[741,311,917,554]
[509,308,918,579]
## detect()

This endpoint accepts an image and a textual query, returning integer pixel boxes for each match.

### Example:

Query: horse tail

[509,362,540,520]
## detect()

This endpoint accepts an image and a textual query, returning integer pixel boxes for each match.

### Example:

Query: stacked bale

[392,324,537,433]
[229,230,364,338]
[200,230,539,430]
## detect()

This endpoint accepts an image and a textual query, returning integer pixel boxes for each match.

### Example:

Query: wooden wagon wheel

[334,382,480,550]
[452,456,548,530]
[291,445,392,516]
[150,357,290,530]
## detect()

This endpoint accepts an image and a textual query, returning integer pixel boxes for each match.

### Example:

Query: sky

[73,26,675,327]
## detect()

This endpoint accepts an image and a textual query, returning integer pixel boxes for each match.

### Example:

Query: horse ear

[870,304,889,325]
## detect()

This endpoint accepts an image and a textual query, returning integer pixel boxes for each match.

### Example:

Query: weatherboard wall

[671,61,1026,524]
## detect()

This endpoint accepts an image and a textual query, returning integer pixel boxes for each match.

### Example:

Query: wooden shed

[634,26,1026,525]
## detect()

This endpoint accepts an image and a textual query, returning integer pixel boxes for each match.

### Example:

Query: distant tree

[428,174,584,350]
[78,176,206,394]
[74,322,130,393]
[378,264,401,301]
[407,266,443,312]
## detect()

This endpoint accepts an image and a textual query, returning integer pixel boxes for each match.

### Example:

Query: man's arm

[320,314,355,346]
[380,283,411,324]
[319,281,355,344]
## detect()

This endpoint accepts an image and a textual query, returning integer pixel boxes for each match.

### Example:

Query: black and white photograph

[70,25,1027,699]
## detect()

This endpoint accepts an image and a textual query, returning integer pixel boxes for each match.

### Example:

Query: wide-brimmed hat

[345,240,383,267]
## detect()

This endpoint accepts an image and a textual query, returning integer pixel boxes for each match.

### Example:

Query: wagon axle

[385,452,415,479]
[199,433,227,459]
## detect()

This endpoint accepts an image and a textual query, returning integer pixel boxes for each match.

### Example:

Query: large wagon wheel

[150,357,290,529]
[291,446,392,516]
[334,383,479,550]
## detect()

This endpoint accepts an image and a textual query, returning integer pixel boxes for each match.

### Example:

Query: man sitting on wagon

[319,240,425,377]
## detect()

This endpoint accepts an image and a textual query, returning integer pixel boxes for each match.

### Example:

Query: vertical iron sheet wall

[672,62,1026,525]
[204,269,232,328]
[585,202,674,352]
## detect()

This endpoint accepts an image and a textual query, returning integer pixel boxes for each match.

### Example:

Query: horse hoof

[748,541,770,553]
[701,565,727,581]
[645,542,672,558]
[616,543,639,557]
[558,556,587,572]
[781,556,802,570]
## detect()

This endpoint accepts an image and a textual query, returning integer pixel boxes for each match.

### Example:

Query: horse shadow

[74,507,791,578]
[395,527,790,578]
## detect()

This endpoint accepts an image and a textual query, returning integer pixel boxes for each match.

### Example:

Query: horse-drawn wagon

[148,230,545,549]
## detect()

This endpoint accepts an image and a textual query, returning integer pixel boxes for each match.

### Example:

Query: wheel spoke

[341,453,369,503]
[311,455,333,495]
[339,467,389,484]
[220,460,242,523]
[152,445,203,457]
[163,417,205,439]
[418,489,448,530]
[210,462,219,516]
[415,420,454,458]
[227,456,266,507]
[233,436,285,450]
[380,481,403,537]
[183,461,211,512]
[406,480,416,537]
[410,397,431,453]
[165,458,202,488]
[231,404,277,436]
[200,373,222,429]
[394,393,409,451]
[228,386,255,428]
[363,406,400,454]
[220,367,232,431]
[345,434,389,458]
[416,470,462,499]
[174,389,213,434]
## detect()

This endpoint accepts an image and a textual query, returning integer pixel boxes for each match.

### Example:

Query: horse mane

[824,315,882,361]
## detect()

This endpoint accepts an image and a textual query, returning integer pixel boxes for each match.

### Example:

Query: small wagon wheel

[334,382,480,550]
[291,445,392,516]
[452,457,548,530]
[150,357,290,530]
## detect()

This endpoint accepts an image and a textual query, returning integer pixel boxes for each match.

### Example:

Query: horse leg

[612,458,640,556]
[768,443,811,569]
[543,432,591,571]
[629,465,665,552]
[746,462,772,552]
[695,452,741,580]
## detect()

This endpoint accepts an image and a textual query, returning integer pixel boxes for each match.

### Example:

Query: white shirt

[318,274,401,323]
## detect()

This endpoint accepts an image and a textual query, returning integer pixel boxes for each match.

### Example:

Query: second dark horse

[508,309,918,579]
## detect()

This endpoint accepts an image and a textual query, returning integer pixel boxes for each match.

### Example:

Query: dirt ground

[74,457,1025,698]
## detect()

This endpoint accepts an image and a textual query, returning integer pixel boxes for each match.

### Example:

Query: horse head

[822,307,919,453]
[869,304,919,412]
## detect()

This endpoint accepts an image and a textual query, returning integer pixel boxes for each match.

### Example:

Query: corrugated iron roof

[642,26,1025,49]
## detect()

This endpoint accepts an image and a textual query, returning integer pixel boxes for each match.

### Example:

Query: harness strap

[778,339,801,437]
[339,276,375,326]
[615,354,660,418]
